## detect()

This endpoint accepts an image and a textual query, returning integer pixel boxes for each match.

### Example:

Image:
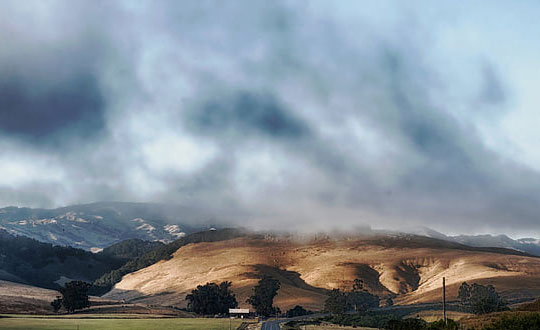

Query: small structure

[229,308,250,319]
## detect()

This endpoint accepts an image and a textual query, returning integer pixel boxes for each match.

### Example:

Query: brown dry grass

[458,311,540,329]
[0,280,58,314]
[0,280,189,316]
[105,235,540,311]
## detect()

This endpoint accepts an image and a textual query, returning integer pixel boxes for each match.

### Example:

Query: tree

[58,281,91,313]
[186,281,238,315]
[458,282,507,314]
[324,279,380,315]
[324,289,348,315]
[352,279,365,291]
[50,296,63,312]
[347,278,379,312]
[286,305,310,318]
[347,290,380,312]
[247,276,281,316]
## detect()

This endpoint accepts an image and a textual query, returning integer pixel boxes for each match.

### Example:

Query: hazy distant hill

[409,227,540,256]
[104,230,540,311]
[0,202,215,250]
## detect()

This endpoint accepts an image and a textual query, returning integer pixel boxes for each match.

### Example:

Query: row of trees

[53,278,506,319]
[186,275,281,317]
[186,277,385,317]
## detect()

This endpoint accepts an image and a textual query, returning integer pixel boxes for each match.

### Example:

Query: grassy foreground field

[0,315,245,330]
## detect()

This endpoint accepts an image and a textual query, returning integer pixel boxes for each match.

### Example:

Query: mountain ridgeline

[0,202,215,250]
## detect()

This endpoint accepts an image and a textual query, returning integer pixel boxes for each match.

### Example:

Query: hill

[409,227,540,256]
[104,232,540,311]
[93,228,247,293]
[0,229,169,291]
[0,202,214,250]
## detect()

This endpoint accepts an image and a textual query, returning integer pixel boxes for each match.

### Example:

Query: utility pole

[442,277,447,324]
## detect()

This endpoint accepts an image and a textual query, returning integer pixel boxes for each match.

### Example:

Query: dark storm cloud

[1,0,540,237]
[188,91,310,140]
[0,73,105,145]
[479,64,506,106]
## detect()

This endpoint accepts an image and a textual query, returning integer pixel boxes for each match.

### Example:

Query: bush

[386,318,428,330]
[286,305,311,318]
[325,311,403,328]
[458,282,508,314]
[385,318,458,330]
[482,313,540,330]
[57,281,91,313]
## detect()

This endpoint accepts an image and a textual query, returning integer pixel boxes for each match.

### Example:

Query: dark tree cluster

[458,282,508,314]
[285,305,311,318]
[324,279,380,315]
[51,281,91,313]
[186,281,238,315]
[247,276,281,317]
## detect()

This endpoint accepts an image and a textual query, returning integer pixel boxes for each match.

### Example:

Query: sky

[1,0,540,237]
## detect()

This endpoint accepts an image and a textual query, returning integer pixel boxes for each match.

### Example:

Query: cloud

[0,73,105,145]
[0,1,540,237]
[188,91,311,140]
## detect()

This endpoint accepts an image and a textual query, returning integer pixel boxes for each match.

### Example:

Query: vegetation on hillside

[0,229,124,289]
[93,228,248,293]
[480,313,540,330]
[100,239,164,260]
[386,318,459,329]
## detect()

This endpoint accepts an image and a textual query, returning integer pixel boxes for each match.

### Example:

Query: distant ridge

[0,202,215,250]
[406,226,540,256]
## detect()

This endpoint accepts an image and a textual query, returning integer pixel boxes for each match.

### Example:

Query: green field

[0,315,247,330]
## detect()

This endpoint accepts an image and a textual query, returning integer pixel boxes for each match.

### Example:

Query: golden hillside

[104,234,540,311]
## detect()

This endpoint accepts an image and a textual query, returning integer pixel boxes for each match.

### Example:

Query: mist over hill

[0,202,217,250]
[408,227,540,257]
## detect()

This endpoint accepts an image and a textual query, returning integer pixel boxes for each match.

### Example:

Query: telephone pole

[442,277,447,324]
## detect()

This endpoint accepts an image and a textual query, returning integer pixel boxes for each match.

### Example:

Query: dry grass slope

[105,234,540,311]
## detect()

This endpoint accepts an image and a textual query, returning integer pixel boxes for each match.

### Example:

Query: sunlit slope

[105,234,540,310]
